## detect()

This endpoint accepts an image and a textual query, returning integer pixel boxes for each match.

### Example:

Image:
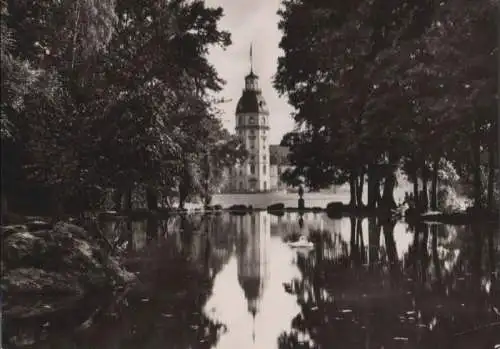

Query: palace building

[228,48,292,193]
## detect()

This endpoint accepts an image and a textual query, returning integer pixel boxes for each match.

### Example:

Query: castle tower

[233,45,270,192]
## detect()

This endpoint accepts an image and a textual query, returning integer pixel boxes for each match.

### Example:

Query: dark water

[5,212,500,349]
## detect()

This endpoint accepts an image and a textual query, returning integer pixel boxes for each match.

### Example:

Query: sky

[205,0,295,145]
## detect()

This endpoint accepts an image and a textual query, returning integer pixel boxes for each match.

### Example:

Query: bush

[267,203,285,211]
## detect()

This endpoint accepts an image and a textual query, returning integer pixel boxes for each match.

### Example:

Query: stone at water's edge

[1,222,136,320]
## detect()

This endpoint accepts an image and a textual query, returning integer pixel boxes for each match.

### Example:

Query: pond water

[6,212,500,349]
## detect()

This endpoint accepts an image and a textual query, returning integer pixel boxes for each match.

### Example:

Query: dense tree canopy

[1,0,243,217]
[275,0,498,211]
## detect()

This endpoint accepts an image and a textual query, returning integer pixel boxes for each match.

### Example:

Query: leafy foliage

[2,0,242,214]
[275,0,498,209]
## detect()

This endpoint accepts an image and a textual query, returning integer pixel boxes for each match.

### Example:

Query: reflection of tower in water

[234,212,270,342]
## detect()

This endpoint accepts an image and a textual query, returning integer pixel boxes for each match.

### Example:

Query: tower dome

[236,72,269,115]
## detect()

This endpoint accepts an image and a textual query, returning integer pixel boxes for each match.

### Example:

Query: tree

[2,0,237,217]
[275,0,497,212]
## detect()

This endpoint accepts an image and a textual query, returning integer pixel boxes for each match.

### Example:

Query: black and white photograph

[1,0,499,348]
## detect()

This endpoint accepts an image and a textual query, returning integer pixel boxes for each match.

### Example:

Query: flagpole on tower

[250,42,253,73]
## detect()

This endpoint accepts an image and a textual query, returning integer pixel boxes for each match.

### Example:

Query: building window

[261,117,265,124]
[264,181,267,190]
[239,182,243,190]
[250,116,255,124]
[251,155,255,161]
[239,116,243,125]
[250,130,255,135]
[250,164,255,174]
[240,169,243,176]
[263,165,266,174]
[263,155,266,161]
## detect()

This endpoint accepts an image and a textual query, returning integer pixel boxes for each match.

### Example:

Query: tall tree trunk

[179,182,187,210]
[413,176,419,206]
[124,187,133,211]
[430,157,439,211]
[146,186,158,210]
[472,120,483,208]
[349,170,357,207]
[113,189,123,211]
[356,167,365,208]
[146,216,158,243]
[487,143,496,210]
[411,155,419,207]
[1,192,8,221]
[381,167,397,210]
[375,184,383,207]
[179,156,191,210]
[204,151,211,208]
[367,164,380,209]
[421,162,429,211]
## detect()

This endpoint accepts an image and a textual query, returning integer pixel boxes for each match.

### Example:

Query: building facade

[269,145,293,192]
[229,67,292,193]
[231,69,271,192]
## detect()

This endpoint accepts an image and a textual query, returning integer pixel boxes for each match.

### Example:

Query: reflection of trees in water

[278,217,500,349]
[25,214,237,349]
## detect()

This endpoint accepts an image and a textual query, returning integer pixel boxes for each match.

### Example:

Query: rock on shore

[2,222,136,320]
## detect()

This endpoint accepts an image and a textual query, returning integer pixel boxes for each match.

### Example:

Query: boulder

[4,268,83,295]
[2,222,136,320]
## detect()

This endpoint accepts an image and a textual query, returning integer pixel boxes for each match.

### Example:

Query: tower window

[250,164,255,174]
[263,165,266,174]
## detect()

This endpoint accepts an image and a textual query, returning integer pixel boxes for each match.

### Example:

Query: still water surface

[11,212,500,348]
